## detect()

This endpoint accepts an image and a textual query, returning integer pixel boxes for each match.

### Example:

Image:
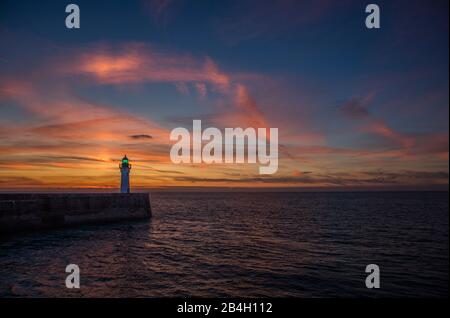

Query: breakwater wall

[0,193,152,234]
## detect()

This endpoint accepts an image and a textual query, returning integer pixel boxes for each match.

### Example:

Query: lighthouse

[119,155,131,193]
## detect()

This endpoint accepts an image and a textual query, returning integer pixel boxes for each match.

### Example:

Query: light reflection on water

[0,192,448,297]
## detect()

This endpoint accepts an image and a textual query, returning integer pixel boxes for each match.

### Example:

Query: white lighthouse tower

[119,155,131,193]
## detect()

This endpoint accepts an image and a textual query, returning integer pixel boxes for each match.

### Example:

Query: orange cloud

[364,120,415,148]
[65,44,231,90]
[61,44,271,130]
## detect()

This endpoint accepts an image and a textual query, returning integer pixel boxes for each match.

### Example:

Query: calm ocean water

[0,192,448,297]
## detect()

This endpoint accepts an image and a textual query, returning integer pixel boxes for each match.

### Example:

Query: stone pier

[0,193,152,234]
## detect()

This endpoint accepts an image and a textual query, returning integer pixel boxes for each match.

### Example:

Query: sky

[0,0,448,190]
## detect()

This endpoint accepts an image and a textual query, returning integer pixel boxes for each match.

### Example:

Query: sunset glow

[0,0,448,190]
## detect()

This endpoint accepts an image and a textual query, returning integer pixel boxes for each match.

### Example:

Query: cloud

[0,39,447,189]
[0,176,44,186]
[141,0,176,26]
[63,44,231,91]
[175,82,190,95]
[58,43,271,130]
[208,84,269,129]
[173,170,449,187]
[129,134,153,140]
[363,120,415,149]
[339,94,416,149]
[340,97,371,119]
[44,156,108,163]
[215,0,344,44]
[0,73,174,181]
[195,82,207,98]
[145,0,172,17]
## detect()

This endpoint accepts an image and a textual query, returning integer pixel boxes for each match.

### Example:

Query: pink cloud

[64,44,231,91]
[363,120,415,149]
[58,43,272,129]
[195,82,207,98]
[175,82,190,95]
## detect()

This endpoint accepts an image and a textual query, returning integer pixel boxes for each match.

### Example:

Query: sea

[0,192,448,297]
